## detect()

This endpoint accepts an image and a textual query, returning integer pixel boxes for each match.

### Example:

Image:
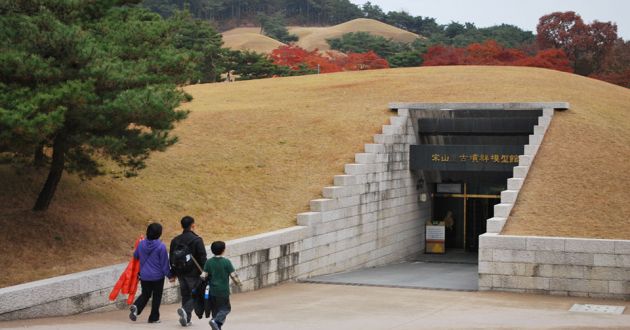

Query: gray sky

[350,0,630,39]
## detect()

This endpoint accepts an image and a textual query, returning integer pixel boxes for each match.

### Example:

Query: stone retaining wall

[0,108,429,320]
[479,235,630,299]
[476,103,630,300]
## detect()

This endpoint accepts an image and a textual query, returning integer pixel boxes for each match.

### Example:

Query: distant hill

[222,18,421,53]
[289,18,421,51]
[222,28,286,53]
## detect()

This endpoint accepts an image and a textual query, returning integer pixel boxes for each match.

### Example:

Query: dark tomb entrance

[432,182,501,251]
[433,185,465,249]
[409,108,543,256]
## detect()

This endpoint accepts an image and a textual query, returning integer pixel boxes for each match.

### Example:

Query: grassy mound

[1,66,628,288]
[222,28,287,53]
[289,18,421,51]
[222,18,421,53]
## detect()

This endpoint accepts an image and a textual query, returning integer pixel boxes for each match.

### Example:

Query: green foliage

[142,0,363,26]
[361,1,385,21]
[169,11,224,83]
[388,50,423,68]
[428,22,535,49]
[327,32,424,68]
[141,0,180,18]
[258,14,298,44]
[480,24,536,49]
[222,49,295,80]
[323,0,363,25]
[382,10,441,37]
[0,0,194,210]
[328,32,401,58]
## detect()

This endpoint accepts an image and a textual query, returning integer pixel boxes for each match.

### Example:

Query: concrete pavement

[1,283,629,329]
[304,261,479,291]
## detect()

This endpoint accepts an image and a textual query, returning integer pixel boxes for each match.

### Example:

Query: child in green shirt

[201,241,242,330]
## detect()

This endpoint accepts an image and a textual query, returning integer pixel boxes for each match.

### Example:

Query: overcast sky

[350,0,630,39]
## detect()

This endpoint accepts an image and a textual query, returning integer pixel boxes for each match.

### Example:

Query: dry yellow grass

[1,66,629,288]
[222,27,286,53]
[222,18,421,53]
[289,18,421,51]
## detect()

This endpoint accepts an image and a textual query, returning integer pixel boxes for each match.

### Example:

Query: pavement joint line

[296,280,478,292]
[411,260,478,265]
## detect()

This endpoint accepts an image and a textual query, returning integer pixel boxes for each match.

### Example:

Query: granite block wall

[0,108,429,320]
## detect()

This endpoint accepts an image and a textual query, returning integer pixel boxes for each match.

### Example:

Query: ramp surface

[303,261,479,291]
[2,283,629,330]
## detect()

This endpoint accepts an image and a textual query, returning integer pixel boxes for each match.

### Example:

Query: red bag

[109,236,143,304]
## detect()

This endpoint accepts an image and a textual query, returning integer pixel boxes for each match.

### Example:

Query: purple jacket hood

[134,239,172,281]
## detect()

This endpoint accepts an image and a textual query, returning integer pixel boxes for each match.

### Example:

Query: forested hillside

[143,0,363,27]
[141,0,536,49]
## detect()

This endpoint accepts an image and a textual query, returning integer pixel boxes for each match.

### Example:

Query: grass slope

[289,18,421,51]
[222,28,286,53]
[222,18,420,53]
[1,66,628,288]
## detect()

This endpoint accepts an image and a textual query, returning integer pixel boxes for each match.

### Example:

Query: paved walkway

[304,261,479,291]
[414,249,478,264]
[1,283,628,329]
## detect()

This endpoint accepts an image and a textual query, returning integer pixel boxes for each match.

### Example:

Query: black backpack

[170,236,198,273]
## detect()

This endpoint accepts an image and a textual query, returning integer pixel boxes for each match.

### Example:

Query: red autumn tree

[536,11,586,52]
[590,70,630,88]
[585,21,621,73]
[423,40,573,73]
[464,40,503,65]
[325,50,349,68]
[306,55,342,73]
[422,45,465,66]
[270,45,313,70]
[536,11,617,75]
[494,48,528,63]
[270,45,341,73]
[464,40,527,65]
[589,39,630,88]
[343,51,389,71]
[600,39,630,74]
[514,49,573,72]
[272,46,388,73]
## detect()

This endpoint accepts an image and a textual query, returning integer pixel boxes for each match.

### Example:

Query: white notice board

[426,225,445,241]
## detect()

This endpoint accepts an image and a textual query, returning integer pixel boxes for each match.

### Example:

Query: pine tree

[0,0,194,211]
[170,11,225,83]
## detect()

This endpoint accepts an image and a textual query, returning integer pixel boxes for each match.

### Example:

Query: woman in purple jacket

[129,222,174,323]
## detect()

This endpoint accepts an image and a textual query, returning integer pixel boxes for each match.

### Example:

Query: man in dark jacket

[170,216,207,327]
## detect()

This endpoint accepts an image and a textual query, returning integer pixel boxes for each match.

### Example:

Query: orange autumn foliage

[423,40,572,72]
[514,48,573,72]
[343,51,390,70]
[271,45,389,73]
[422,45,465,66]
[590,69,630,88]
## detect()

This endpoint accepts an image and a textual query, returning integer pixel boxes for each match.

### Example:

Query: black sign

[418,117,538,135]
[410,145,523,172]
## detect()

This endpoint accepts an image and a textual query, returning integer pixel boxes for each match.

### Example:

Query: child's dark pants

[211,296,231,327]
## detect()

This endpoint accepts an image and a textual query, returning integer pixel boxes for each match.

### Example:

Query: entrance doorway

[432,183,499,252]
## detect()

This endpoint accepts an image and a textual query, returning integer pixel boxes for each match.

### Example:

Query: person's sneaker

[177,308,188,327]
[129,305,138,322]
[209,319,220,330]
[148,320,161,324]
